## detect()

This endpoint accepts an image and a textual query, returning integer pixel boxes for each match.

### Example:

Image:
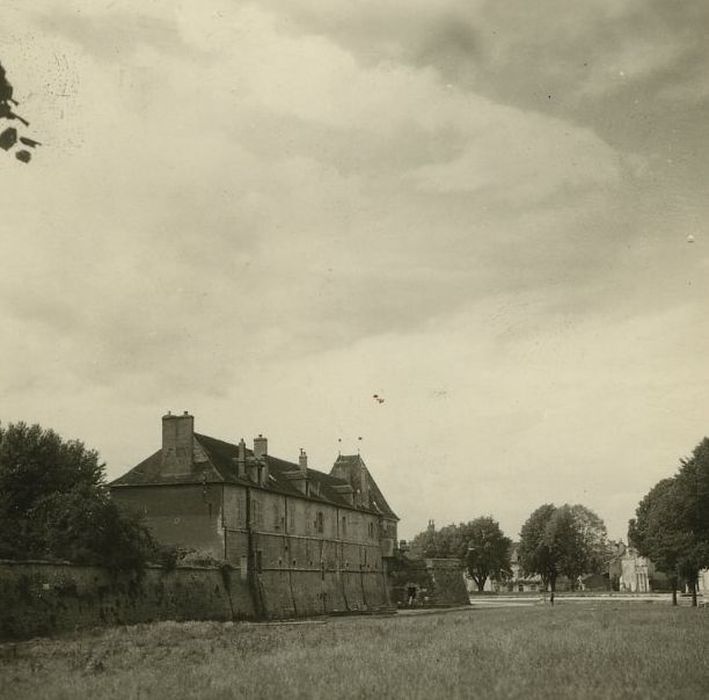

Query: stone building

[109,411,398,618]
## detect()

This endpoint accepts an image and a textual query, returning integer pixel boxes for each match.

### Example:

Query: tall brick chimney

[299,448,308,474]
[253,434,267,459]
[161,411,194,474]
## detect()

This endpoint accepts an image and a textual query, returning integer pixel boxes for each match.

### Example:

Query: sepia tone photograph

[1,2,708,698]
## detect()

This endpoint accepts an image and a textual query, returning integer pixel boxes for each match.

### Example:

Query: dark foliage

[630,437,709,606]
[518,503,609,596]
[409,517,512,591]
[463,517,512,592]
[0,421,154,572]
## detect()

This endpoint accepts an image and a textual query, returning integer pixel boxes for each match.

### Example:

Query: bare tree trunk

[691,579,697,608]
[672,587,677,606]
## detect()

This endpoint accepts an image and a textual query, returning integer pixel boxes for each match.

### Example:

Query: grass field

[2,602,708,699]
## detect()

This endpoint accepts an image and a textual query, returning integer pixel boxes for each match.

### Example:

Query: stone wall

[0,560,254,641]
[0,557,393,640]
[386,556,469,607]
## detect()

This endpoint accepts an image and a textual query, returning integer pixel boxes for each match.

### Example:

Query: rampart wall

[0,560,253,641]
[0,557,391,640]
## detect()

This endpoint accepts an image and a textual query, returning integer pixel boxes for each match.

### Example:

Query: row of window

[252,553,382,574]
[249,499,379,539]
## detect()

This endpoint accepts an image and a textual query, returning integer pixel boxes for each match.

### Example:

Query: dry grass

[2,602,708,699]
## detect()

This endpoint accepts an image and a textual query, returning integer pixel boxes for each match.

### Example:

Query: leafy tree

[34,487,155,572]
[464,517,512,592]
[629,478,683,605]
[409,518,513,592]
[674,438,709,606]
[409,521,465,559]
[631,438,709,607]
[0,421,154,571]
[569,504,612,573]
[518,503,609,603]
[518,504,559,594]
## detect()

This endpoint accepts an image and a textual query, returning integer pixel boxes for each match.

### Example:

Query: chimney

[254,434,268,459]
[161,411,194,473]
[236,438,247,479]
[282,449,308,494]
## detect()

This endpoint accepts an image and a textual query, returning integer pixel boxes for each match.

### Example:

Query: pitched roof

[110,434,397,518]
[331,454,398,520]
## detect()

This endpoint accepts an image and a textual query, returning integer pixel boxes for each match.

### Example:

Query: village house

[109,411,399,618]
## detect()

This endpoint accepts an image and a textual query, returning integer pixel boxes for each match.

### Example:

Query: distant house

[109,412,399,617]
[619,545,653,592]
[608,542,672,593]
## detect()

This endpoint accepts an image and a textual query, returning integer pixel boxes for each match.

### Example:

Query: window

[273,503,280,530]
[315,511,324,534]
[341,516,347,538]
[368,522,375,538]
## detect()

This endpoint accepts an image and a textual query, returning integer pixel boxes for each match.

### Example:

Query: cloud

[407,111,622,204]
[1,1,708,544]
[32,2,189,60]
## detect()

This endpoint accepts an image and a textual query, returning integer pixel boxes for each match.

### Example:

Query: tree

[518,504,557,592]
[409,521,466,559]
[674,438,709,606]
[0,421,154,571]
[409,518,513,592]
[518,503,609,603]
[569,504,612,574]
[463,517,512,592]
[631,438,709,607]
[629,478,683,605]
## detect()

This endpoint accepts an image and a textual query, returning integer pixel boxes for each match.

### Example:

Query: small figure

[406,583,417,607]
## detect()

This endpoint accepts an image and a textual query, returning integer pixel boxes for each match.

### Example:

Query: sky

[1,1,708,542]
